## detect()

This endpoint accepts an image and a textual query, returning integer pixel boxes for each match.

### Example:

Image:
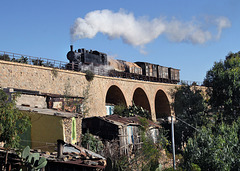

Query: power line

[175,116,200,132]
[169,115,200,170]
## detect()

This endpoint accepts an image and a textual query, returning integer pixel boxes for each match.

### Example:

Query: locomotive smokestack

[70,45,73,51]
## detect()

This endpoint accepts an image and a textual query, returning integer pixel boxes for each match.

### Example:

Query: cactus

[22,146,30,159]
[35,157,47,170]
[20,146,47,171]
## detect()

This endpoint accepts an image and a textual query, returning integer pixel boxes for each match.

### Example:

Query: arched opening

[105,85,127,115]
[105,85,127,106]
[132,88,151,113]
[155,90,171,118]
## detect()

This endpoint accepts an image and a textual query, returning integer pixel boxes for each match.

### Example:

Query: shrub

[113,104,126,116]
[0,54,10,61]
[114,102,151,119]
[81,130,103,153]
[84,70,94,81]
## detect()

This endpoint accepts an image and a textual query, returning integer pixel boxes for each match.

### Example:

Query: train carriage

[134,62,158,78]
[124,61,142,75]
[168,68,180,83]
[108,58,125,72]
[157,65,169,82]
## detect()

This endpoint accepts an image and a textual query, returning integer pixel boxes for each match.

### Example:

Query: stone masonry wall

[63,117,82,144]
[0,60,178,121]
[16,94,47,108]
[63,118,72,144]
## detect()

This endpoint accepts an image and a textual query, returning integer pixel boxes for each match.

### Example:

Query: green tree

[204,51,240,123]
[182,119,240,171]
[171,84,207,151]
[0,89,30,170]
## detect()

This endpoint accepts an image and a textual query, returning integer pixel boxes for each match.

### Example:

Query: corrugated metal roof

[5,87,84,99]
[0,143,106,169]
[85,115,161,128]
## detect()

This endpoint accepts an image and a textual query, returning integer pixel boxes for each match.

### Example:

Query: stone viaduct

[0,60,180,121]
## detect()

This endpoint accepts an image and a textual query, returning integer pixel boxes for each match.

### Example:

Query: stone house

[3,87,83,151]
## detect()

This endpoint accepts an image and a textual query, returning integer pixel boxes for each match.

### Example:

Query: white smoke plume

[71,9,165,47]
[214,16,231,39]
[80,63,113,76]
[71,9,231,52]
[164,19,212,44]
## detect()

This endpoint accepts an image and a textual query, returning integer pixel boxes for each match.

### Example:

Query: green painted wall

[19,124,31,148]
[30,113,64,151]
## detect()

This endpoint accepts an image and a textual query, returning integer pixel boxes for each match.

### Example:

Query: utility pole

[171,116,176,170]
[168,116,199,170]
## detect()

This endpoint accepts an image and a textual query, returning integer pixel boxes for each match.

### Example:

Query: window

[106,105,114,115]
[127,126,134,144]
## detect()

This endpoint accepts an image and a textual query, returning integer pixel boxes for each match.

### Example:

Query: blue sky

[1,0,239,82]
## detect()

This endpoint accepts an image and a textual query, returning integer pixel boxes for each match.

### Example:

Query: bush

[113,104,126,116]
[0,54,10,61]
[114,102,151,119]
[81,130,103,153]
[32,59,44,66]
[84,70,94,81]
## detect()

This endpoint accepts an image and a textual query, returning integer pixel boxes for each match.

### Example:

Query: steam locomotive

[66,45,180,84]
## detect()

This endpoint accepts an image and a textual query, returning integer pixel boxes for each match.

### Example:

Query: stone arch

[155,90,171,118]
[105,85,127,106]
[132,88,151,113]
